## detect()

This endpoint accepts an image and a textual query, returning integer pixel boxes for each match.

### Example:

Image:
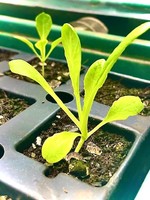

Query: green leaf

[88,96,144,137]
[61,23,82,119]
[9,59,80,129]
[81,59,107,131]
[35,39,48,61]
[35,39,48,50]
[84,59,106,104]
[104,22,150,73]
[36,12,52,40]
[13,35,39,57]
[102,96,144,125]
[42,132,80,163]
[9,59,50,89]
[61,23,81,94]
[45,37,62,60]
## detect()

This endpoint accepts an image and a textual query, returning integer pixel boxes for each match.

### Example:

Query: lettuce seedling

[14,12,61,77]
[9,22,150,164]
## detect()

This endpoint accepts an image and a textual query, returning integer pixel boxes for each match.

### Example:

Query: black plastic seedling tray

[0,12,150,200]
[0,47,149,200]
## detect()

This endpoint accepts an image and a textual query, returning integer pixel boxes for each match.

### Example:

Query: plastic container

[0,15,149,200]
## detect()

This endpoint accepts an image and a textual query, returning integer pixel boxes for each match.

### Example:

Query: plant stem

[80,90,97,140]
[46,86,80,129]
[88,120,106,138]
[41,61,45,77]
[75,137,85,152]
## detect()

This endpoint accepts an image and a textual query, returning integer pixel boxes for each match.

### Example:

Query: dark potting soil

[0,48,17,61]
[0,90,29,126]
[22,109,133,187]
[81,77,150,116]
[5,57,70,88]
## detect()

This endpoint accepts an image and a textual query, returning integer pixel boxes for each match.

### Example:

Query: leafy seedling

[9,22,150,164]
[13,12,61,77]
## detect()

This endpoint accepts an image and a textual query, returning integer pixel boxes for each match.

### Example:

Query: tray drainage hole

[0,144,4,159]
[46,91,73,103]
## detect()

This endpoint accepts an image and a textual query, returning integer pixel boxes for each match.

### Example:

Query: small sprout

[9,21,149,164]
[13,12,61,77]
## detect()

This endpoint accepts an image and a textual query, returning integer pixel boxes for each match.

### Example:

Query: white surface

[135,170,150,200]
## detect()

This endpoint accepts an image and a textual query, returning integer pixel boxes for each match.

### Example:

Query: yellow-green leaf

[102,96,144,125]
[35,39,48,61]
[13,35,37,56]
[82,59,107,125]
[61,23,81,94]
[105,22,150,73]
[35,39,48,50]
[84,59,106,103]
[88,96,144,137]
[42,132,80,163]
[36,12,52,40]
[46,37,62,59]
[61,23,82,118]
[9,59,80,129]
[9,59,50,89]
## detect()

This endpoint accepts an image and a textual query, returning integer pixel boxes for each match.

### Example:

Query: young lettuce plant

[14,12,61,77]
[9,22,150,164]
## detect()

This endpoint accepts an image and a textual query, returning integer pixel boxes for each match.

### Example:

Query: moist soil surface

[5,57,70,88]
[0,90,29,126]
[22,109,133,187]
[0,48,17,61]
